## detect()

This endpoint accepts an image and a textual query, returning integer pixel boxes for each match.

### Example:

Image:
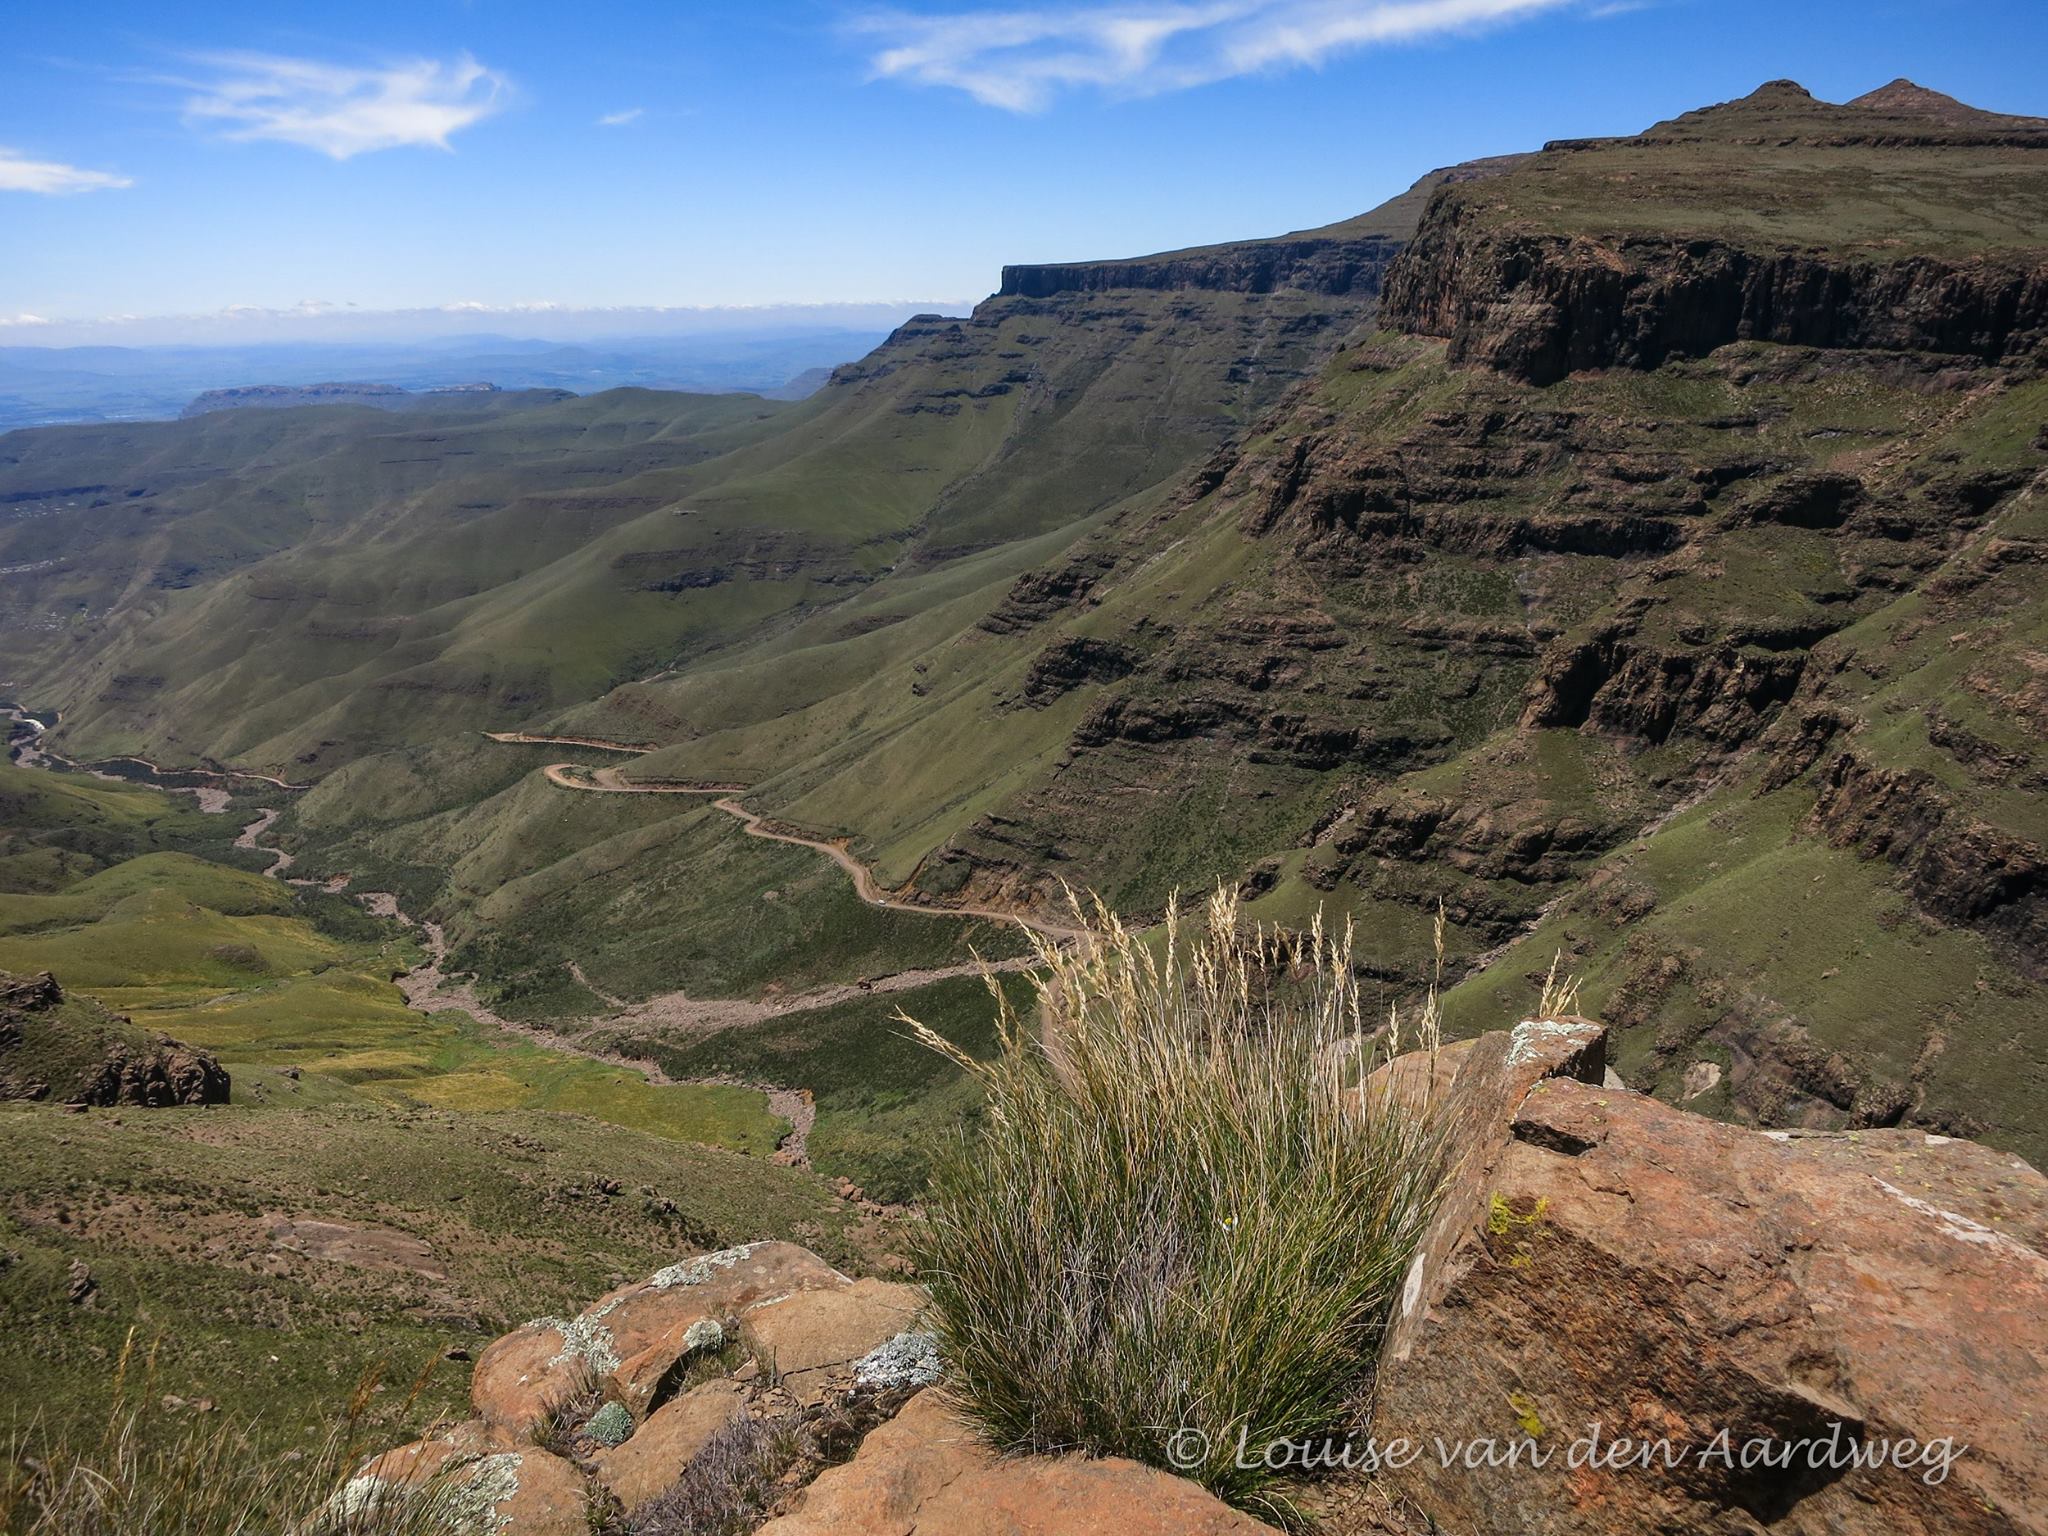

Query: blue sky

[3,0,2044,340]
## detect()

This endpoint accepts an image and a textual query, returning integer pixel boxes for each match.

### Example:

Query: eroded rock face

[756,1390,1279,1536]
[1371,1022,2048,1535]
[0,970,229,1107]
[1383,196,2048,386]
[1806,749,2047,972]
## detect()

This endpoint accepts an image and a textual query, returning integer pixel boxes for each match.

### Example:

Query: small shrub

[903,888,1449,1513]
[626,1412,804,1536]
[584,1401,634,1448]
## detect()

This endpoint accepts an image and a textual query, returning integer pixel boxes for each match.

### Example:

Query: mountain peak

[1847,77,2022,125]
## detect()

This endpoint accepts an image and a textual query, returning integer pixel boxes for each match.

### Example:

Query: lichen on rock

[648,1241,765,1291]
[854,1329,942,1390]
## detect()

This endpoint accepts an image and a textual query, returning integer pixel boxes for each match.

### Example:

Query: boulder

[608,1312,720,1420]
[756,1390,1279,1536]
[473,1241,855,1433]
[590,1379,747,1514]
[1371,1022,2048,1535]
[459,1447,587,1536]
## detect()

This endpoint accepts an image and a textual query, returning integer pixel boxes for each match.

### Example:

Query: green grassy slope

[0,763,790,1149]
[0,1097,852,1451]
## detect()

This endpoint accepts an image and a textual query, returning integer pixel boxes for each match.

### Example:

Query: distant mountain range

[0,329,885,430]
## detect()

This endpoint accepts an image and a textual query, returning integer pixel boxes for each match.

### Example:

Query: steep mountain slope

[573,79,2048,1158]
[5,80,2045,1161]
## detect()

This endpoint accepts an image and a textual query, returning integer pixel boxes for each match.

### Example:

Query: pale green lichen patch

[443,1452,522,1534]
[855,1330,942,1390]
[526,1296,626,1375]
[648,1242,765,1290]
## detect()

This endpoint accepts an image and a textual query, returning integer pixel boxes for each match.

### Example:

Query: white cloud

[180,50,506,159]
[859,0,1579,110]
[0,148,133,195]
[598,107,645,127]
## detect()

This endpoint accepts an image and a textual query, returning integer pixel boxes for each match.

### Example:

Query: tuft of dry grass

[902,888,1450,1514]
[1536,950,1583,1021]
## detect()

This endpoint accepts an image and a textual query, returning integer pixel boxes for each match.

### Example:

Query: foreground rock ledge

[1370,1019,2048,1535]
[758,1390,1275,1535]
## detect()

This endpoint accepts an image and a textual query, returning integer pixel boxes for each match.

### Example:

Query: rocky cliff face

[1381,197,2048,385]
[1379,80,2048,385]
[1001,233,1405,299]
[996,158,1529,302]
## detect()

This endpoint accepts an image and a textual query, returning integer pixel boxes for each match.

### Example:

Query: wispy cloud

[859,0,1580,111]
[597,107,645,127]
[179,50,506,159]
[0,148,133,194]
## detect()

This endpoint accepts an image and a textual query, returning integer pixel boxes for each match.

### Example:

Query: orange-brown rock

[591,1379,747,1513]
[1371,1025,2048,1534]
[473,1241,855,1433]
[357,1418,512,1486]
[746,1277,925,1405]
[474,1447,587,1536]
[324,1438,585,1536]
[470,1324,586,1438]
[756,1390,1279,1536]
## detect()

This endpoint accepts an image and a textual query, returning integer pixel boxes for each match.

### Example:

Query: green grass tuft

[905,889,1447,1514]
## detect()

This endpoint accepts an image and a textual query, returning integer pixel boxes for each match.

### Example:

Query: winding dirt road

[518,739,1086,944]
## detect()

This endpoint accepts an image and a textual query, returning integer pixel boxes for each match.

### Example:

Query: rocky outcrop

[469,1241,913,1436]
[1369,1020,2048,1535]
[1382,192,2048,385]
[978,550,1119,635]
[1012,636,1139,708]
[344,1239,1264,1534]
[1805,750,2047,971]
[0,970,228,1107]
[1521,626,1809,747]
[1325,789,1623,893]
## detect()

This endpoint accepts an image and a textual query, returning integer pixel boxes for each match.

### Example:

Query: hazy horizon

[0,301,970,351]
